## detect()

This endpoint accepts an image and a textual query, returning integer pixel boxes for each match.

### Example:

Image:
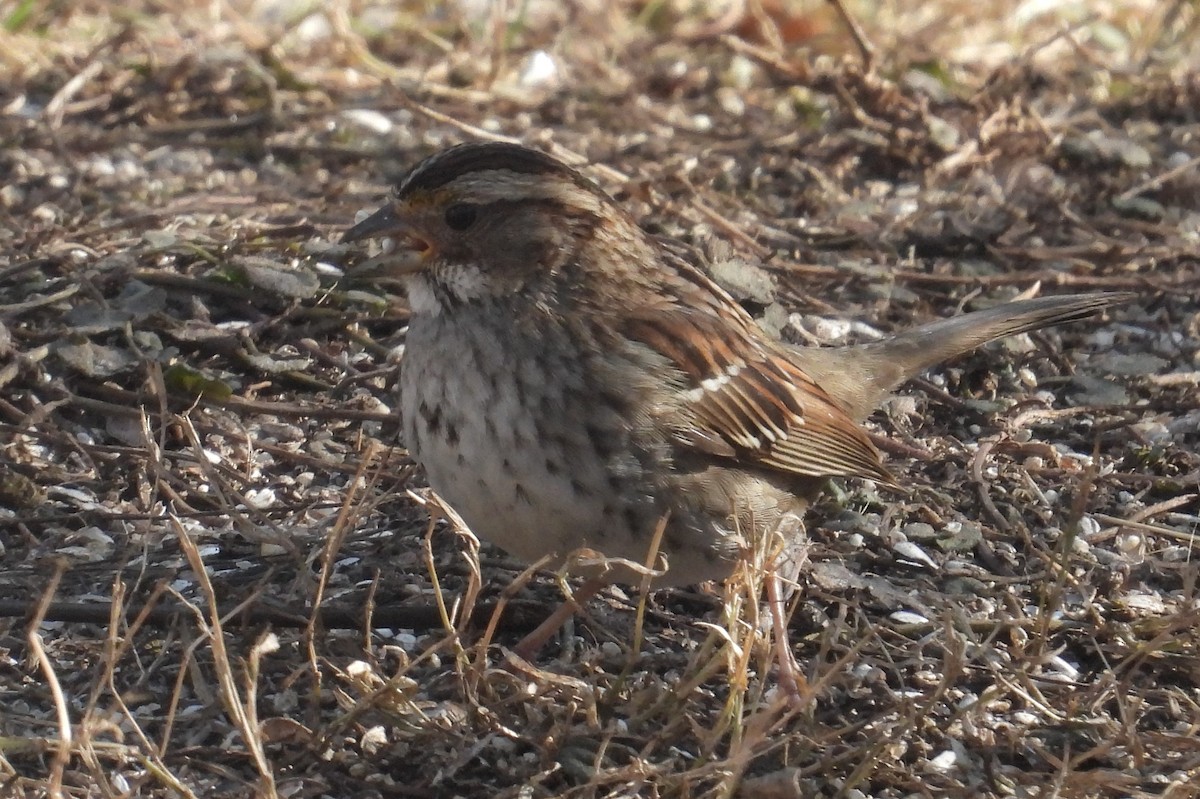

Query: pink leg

[509,577,607,661]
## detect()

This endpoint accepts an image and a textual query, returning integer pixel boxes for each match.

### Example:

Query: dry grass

[1,1,1199,796]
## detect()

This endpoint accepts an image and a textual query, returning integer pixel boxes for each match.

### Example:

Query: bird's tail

[790,291,1133,421]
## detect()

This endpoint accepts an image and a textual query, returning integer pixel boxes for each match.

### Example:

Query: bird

[342,141,1128,657]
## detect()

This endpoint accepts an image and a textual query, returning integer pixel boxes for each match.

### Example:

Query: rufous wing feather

[627,310,895,485]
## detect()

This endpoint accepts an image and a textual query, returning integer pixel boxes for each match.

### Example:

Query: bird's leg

[509,515,670,662]
[765,511,809,703]
[766,567,806,702]
[509,576,606,661]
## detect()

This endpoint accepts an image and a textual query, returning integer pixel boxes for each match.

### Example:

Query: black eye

[443,203,477,231]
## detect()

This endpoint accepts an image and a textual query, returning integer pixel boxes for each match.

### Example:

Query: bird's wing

[624,308,894,485]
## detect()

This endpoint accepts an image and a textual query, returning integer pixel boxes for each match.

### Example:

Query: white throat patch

[404,262,492,314]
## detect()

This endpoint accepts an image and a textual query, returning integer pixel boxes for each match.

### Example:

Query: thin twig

[826,0,874,70]
[27,559,71,799]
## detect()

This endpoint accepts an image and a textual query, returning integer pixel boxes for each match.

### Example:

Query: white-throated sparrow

[344,142,1128,643]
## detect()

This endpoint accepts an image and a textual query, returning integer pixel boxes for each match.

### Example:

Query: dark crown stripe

[397,142,572,197]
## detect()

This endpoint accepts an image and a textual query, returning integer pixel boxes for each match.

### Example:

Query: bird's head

[343,142,642,308]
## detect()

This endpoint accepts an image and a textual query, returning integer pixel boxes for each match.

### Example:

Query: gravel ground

[1,2,1198,797]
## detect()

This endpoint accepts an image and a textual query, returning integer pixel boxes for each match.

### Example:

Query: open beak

[342,204,430,280]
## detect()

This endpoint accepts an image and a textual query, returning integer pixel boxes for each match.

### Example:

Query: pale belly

[397,305,764,587]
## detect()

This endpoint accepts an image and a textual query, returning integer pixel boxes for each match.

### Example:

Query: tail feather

[789,292,1133,421]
